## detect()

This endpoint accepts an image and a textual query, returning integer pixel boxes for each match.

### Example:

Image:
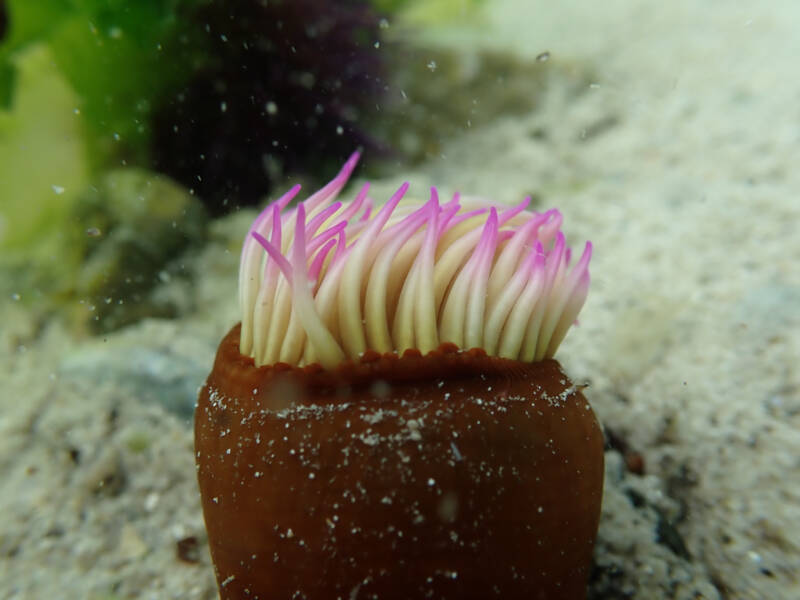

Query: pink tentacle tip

[251,231,293,283]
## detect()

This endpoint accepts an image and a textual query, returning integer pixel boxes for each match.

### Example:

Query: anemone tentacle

[239,152,592,368]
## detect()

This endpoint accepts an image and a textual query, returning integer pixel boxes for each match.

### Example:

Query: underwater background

[1,0,798,598]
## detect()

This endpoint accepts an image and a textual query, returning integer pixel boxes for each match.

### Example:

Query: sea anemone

[195,154,603,599]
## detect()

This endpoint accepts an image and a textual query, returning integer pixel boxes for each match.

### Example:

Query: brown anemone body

[195,324,604,600]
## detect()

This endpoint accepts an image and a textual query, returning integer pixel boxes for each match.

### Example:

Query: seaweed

[150,0,387,215]
[0,0,204,168]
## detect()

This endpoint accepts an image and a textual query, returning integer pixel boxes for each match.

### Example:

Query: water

[1,1,798,598]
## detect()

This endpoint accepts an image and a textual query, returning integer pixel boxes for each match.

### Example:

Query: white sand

[1,1,798,598]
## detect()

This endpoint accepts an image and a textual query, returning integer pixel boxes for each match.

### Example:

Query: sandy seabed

[1,1,798,598]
